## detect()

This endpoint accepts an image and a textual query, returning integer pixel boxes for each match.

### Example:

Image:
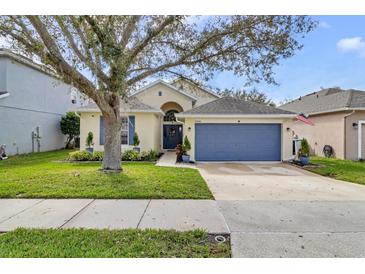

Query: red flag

[295,115,314,125]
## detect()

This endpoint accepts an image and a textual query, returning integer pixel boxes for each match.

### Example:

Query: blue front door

[163,125,182,149]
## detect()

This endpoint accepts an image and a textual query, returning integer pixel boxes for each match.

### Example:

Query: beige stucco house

[78,79,296,162]
[280,88,365,160]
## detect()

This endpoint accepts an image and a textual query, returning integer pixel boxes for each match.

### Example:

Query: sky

[2,16,365,105]
[208,16,365,104]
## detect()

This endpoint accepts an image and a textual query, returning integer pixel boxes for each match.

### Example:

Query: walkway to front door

[163,124,182,149]
[156,151,196,169]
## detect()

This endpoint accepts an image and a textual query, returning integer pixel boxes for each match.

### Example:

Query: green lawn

[0,150,213,199]
[306,157,365,185]
[0,228,230,258]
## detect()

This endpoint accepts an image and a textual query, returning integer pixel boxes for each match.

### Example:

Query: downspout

[343,110,355,159]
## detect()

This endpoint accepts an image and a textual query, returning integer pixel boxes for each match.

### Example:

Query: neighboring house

[0,49,80,155]
[78,79,296,162]
[280,88,365,160]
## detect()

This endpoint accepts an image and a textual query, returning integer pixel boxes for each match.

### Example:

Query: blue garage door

[195,123,281,161]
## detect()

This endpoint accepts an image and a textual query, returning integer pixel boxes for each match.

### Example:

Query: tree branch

[125,16,177,64]
[54,16,109,85]
[26,16,99,101]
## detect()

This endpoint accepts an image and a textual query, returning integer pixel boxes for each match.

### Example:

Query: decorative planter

[85,147,94,154]
[300,156,309,166]
[133,147,141,153]
[182,154,190,163]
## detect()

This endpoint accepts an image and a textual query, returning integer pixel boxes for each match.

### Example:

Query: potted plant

[298,138,310,165]
[133,132,140,152]
[175,144,183,162]
[85,131,94,153]
[181,135,191,163]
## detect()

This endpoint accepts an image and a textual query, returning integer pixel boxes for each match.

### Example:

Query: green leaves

[60,112,80,148]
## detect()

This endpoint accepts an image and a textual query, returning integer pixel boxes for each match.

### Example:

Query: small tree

[133,132,140,146]
[182,136,191,154]
[60,112,80,148]
[299,138,310,157]
[86,132,94,148]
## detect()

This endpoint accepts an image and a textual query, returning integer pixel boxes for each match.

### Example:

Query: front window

[121,116,129,145]
[164,110,178,122]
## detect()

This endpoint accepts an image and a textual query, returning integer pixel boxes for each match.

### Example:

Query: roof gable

[131,80,197,101]
[170,78,220,99]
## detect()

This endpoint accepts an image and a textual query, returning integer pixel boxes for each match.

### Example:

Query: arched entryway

[161,102,184,150]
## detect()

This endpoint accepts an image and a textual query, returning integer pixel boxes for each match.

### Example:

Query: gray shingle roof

[280,88,365,114]
[77,95,161,113]
[178,97,294,115]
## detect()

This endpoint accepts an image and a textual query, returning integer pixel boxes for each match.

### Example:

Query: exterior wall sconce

[188,127,191,131]
[353,122,358,128]
[286,127,290,131]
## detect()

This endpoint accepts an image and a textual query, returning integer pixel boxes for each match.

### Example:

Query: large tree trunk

[102,116,122,171]
[101,95,122,172]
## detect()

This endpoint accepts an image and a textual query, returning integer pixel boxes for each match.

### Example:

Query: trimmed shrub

[182,135,191,153]
[68,151,104,161]
[92,151,104,161]
[86,132,94,147]
[68,150,159,162]
[122,150,141,161]
[141,149,159,161]
[68,151,92,161]
[299,138,310,157]
[133,132,140,146]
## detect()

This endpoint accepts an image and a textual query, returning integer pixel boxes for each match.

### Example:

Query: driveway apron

[198,162,365,257]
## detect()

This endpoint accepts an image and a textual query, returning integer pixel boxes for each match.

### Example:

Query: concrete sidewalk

[219,200,365,257]
[0,199,229,233]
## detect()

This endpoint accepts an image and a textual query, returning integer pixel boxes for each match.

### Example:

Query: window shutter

[128,116,135,145]
[99,116,105,145]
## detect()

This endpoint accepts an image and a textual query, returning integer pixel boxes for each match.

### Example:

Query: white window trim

[358,120,365,160]
[121,116,129,145]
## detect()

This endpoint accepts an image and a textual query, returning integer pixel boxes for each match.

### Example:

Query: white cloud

[318,21,331,29]
[337,37,365,52]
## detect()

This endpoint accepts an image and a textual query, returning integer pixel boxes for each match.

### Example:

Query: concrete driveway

[198,162,365,257]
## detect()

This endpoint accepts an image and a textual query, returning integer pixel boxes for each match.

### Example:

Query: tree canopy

[0,16,316,170]
[217,88,276,106]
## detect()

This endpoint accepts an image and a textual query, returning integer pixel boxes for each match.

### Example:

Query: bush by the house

[68,151,103,161]
[299,138,310,157]
[121,150,141,161]
[140,149,159,161]
[67,149,160,162]
[68,151,93,161]
[92,151,104,161]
